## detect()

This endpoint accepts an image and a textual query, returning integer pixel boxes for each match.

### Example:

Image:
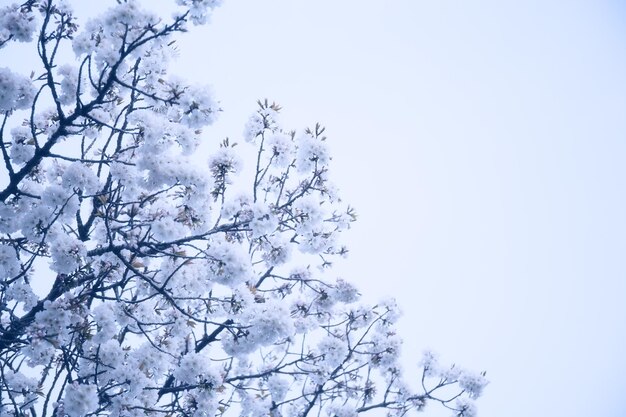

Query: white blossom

[178,85,219,128]
[317,335,348,370]
[92,303,118,343]
[454,398,478,417]
[63,383,99,417]
[0,3,37,44]
[249,202,278,238]
[332,279,359,304]
[267,374,290,401]
[4,370,38,394]
[371,331,402,370]
[458,370,489,399]
[57,64,79,105]
[260,234,291,266]
[208,147,242,179]
[243,111,265,142]
[176,0,223,25]
[0,67,35,111]
[5,278,38,310]
[207,240,252,287]
[175,352,222,387]
[222,300,294,355]
[296,132,330,173]
[49,227,87,274]
[266,131,294,167]
[0,244,20,280]
[221,193,253,219]
[294,196,325,234]
[62,162,100,195]
[41,184,73,209]
[420,350,441,377]
[0,202,17,233]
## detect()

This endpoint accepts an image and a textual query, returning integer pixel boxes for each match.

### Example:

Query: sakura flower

[63,383,99,417]
[0,67,35,111]
[0,3,37,44]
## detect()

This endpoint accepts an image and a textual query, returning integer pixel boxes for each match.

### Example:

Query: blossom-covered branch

[0,2,486,417]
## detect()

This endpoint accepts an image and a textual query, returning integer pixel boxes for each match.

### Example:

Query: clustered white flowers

[0,67,35,112]
[0,2,38,44]
[0,2,486,417]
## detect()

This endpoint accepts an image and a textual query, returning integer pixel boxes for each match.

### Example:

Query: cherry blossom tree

[0,2,487,417]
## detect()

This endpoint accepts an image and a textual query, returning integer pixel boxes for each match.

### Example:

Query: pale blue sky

[171,1,626,416]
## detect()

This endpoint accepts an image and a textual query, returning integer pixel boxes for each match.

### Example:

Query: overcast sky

[6,0,626,416]
[170,2,626,417]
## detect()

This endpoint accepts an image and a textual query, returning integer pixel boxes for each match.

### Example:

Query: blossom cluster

[0,2,38,46]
